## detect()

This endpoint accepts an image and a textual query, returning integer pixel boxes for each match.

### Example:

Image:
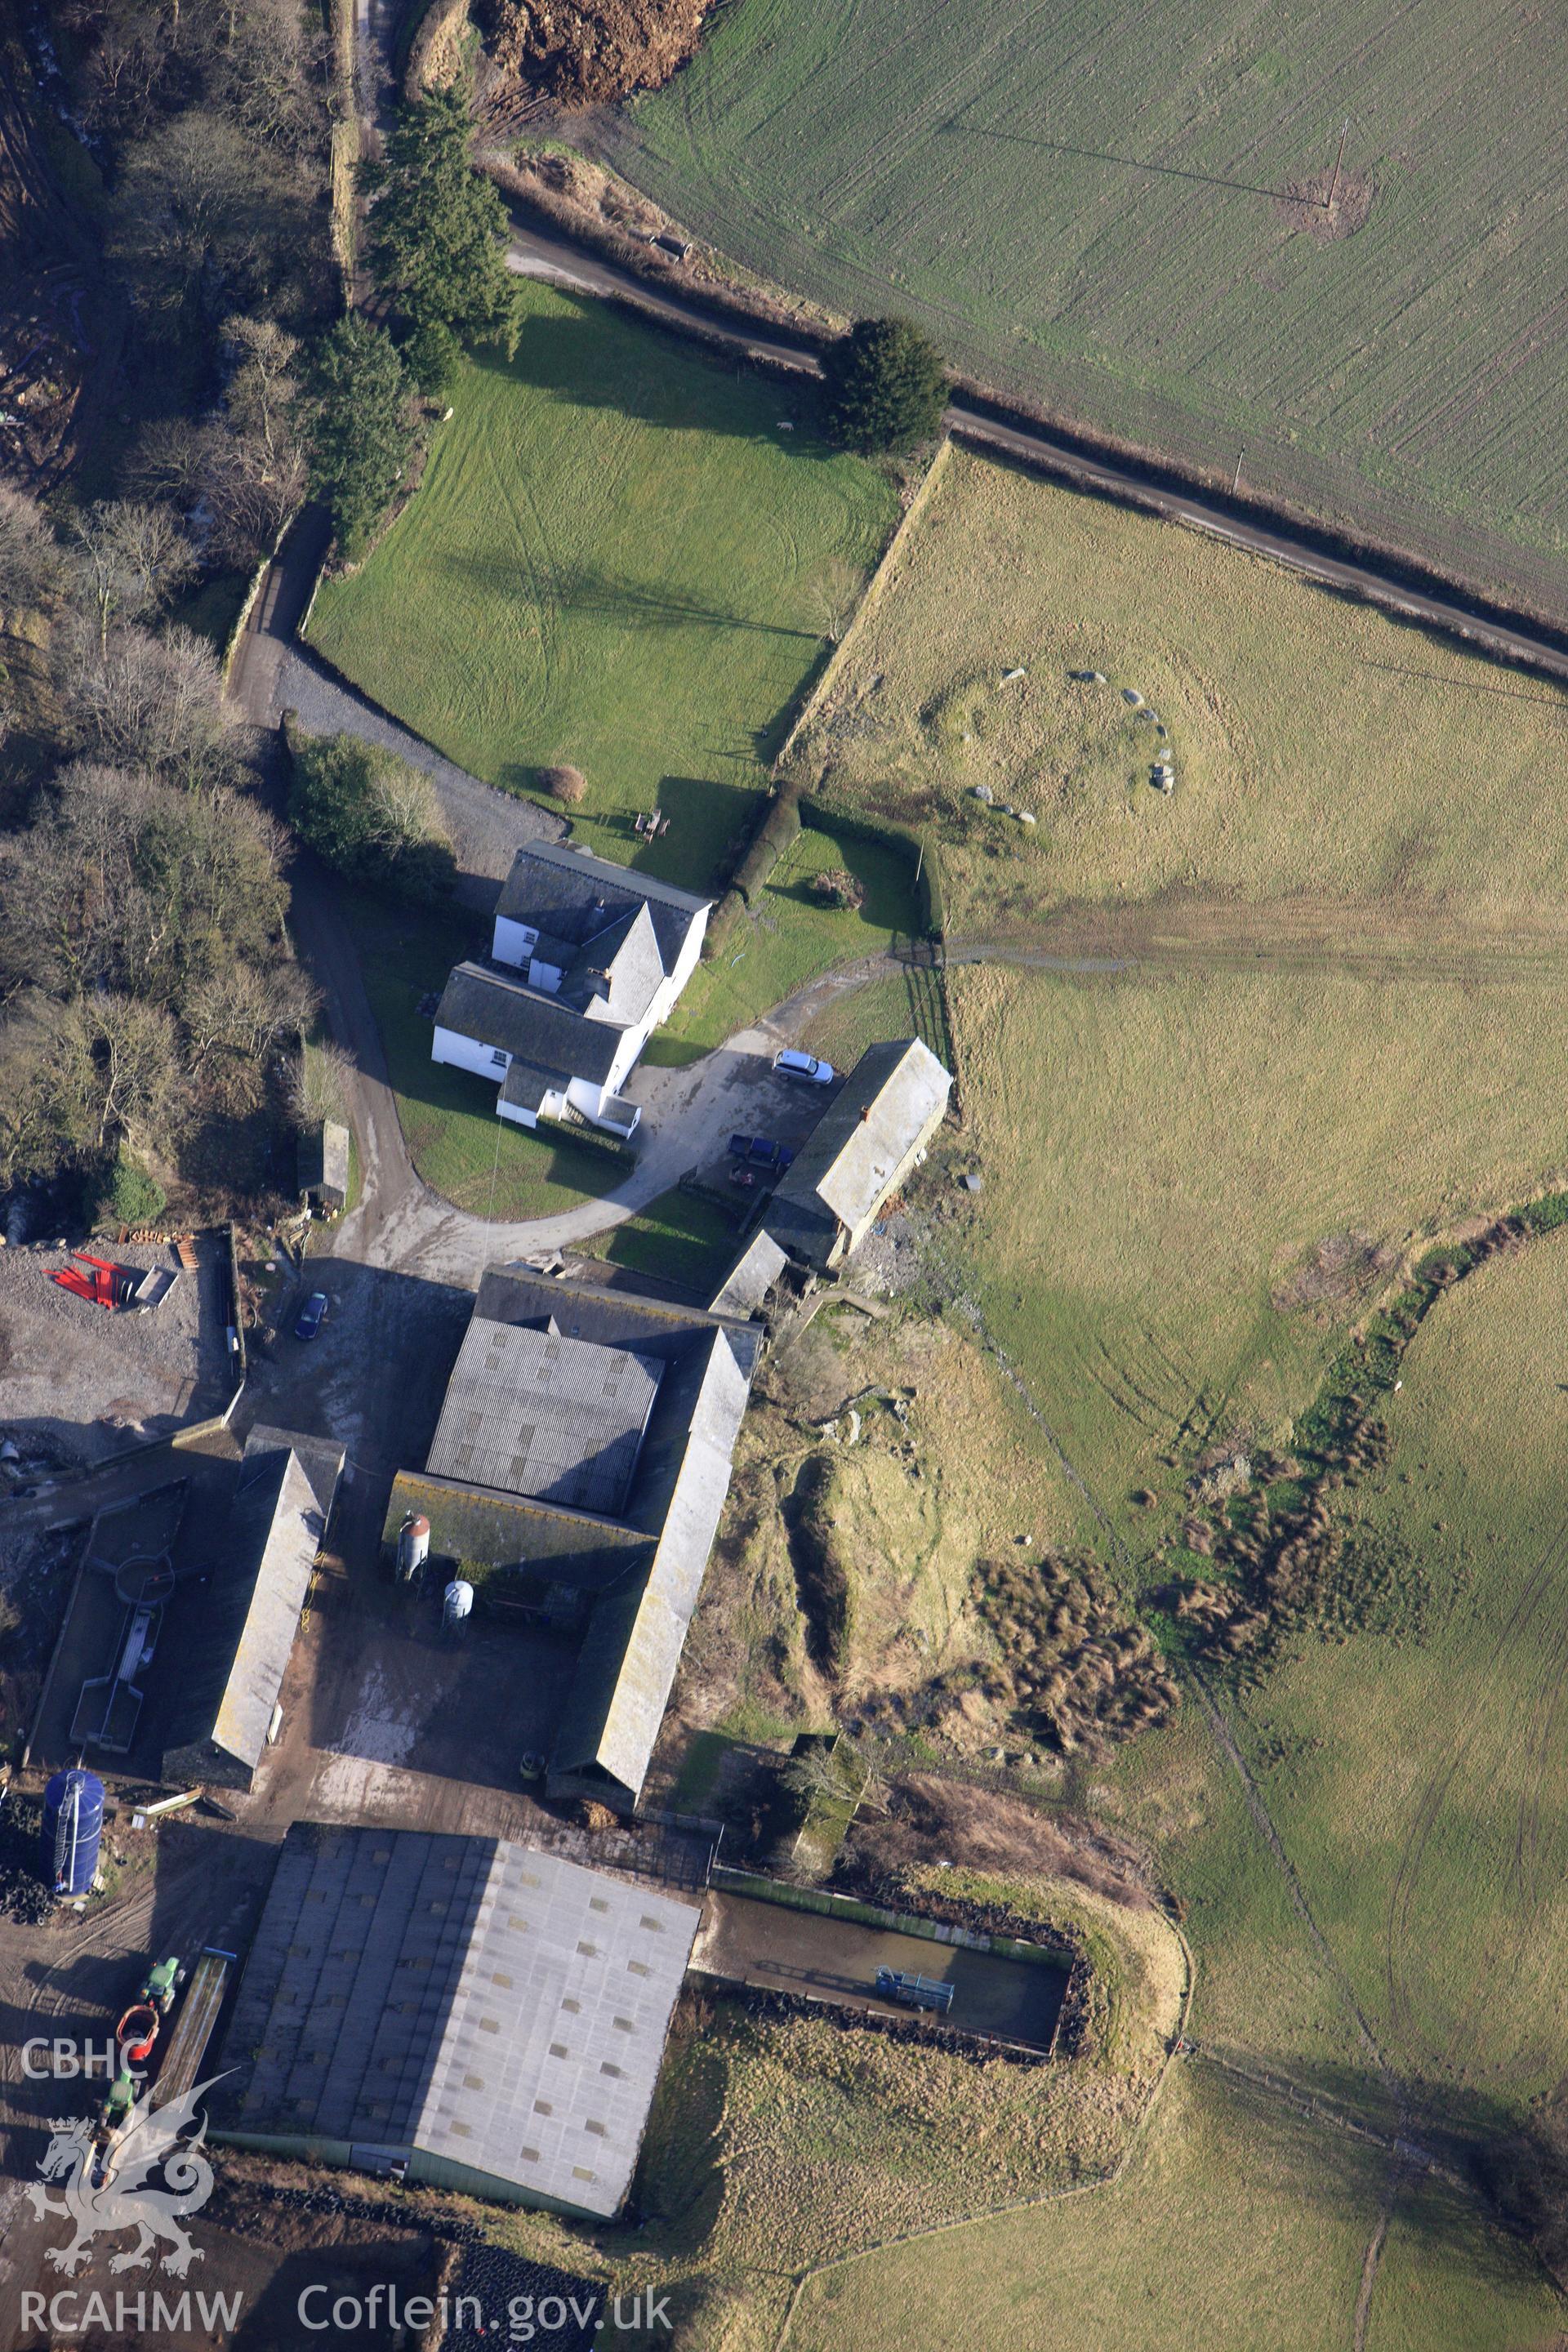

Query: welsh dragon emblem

[26,2075,227,2275]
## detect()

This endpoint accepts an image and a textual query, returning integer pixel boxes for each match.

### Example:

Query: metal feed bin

[442,1579,474,1637]
[396,1513,430,1583]
[41,1768,105,1900]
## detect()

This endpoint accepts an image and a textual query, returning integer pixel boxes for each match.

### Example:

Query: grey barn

[161,1424,343,1790]
[383,1267,760,1810]
[216,1822,699,2219]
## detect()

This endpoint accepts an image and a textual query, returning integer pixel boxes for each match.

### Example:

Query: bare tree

[69,501,196,655]
[0,487,64,630]
[57,619,233,786]
[185,957,317,1074]
[284,1036,353,1126]
[225,313,300,455]
[51,991,182,1156]
[363,758,449,858]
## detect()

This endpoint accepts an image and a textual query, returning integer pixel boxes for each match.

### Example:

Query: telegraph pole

[1327,118,1349,212]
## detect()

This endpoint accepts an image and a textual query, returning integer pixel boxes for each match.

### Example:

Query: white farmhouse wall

[432,1026,510,1080]
[566,1077,639,1135]
[492,915,537,969]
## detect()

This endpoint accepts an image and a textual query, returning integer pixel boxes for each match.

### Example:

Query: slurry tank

[42,1768,105,1899]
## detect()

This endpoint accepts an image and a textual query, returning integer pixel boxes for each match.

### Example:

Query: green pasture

[787,2067,1558,2352]
[1224,1228,1568,2124]
[947,958,1568,1530]
[794,447,1568,938]
[306,278,897,893]
[606,0,1568,599]
[587,1184,742,1294]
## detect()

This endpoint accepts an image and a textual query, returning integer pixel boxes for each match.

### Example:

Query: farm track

[501,214,1568,692]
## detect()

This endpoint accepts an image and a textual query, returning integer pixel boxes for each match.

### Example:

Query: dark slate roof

[427,1318,663,1516]
[434,963,621,1085]
[220,1824,699,2219]
[495,841,707,976]
[474,1267,763,1371]
[558,901,666,1023]
[382,1471,653,1589]
[768,1039,951,1244]
[500,1060,562,1113]
[160,1425,342,1775]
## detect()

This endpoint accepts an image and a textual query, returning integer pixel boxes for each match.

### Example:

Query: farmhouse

[383,1266,760,1809]
[160,1425,344,1791]
[766,1038,951,1272]
[216,1822,699,2220]
[431,841,710,1138]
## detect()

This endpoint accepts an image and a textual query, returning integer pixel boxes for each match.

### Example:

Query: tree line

[0,483,313,1226]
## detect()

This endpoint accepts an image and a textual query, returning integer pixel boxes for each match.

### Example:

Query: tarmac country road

[501,217,1568,690]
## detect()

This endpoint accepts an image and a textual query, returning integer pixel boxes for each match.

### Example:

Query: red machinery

[51,1252,138,1310]
[116,2002,160,2065]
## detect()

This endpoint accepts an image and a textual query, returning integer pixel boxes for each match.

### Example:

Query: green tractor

[142,1955,184,2013]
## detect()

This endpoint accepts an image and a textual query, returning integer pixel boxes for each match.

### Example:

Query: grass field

[947,959,1568,1530]
[1221,1227,1568,2122]
[602,0,1568,604]
[793,447,1568,938]
[306,279,898,891]
[652,814,920,1057]
[786,2066,1561,2352]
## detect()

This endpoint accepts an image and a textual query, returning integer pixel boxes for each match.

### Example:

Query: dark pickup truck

[728,1134,796,1171]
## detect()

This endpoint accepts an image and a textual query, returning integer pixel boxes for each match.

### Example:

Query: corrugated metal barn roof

[428,1319,663,1516]
[221,1824,699,2220]
[160,1425,341,1782]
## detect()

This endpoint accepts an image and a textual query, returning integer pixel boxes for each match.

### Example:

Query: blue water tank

[41,1769,105,1899]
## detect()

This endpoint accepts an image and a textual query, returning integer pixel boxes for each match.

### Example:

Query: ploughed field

[602,0,1568,606]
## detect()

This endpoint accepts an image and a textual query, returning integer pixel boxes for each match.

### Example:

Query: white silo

[396,1512,431,1582]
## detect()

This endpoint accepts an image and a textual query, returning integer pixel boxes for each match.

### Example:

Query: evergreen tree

[305,317,409,556]
[822,317,947,456]
[363,87,519,350]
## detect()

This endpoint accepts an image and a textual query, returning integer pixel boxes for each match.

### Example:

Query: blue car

[294,1290,329,1343]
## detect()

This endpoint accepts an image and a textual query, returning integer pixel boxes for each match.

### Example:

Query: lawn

[306,278,898,893]
[338,888,612,1219]
[791,446,1568,938]
[587,1183,744,1294]
[602,0,1568,604]
[651,814,922,1058]
[786,2066,1559,2352]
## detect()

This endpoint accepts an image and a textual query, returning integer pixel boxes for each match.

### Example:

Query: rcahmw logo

[20,2290,243,2338]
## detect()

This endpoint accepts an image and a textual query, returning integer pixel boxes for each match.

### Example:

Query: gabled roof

[500,1059,563,1114]
[707,1230,789,1318]
[768,1039,951,1240]
[552,1325,754,1800]
[161,1425,342,1778]
[559,900,666,1024]
[434,962,622,1084]
[496,841,709,977]
[220,1824,701,2220]
[427,1317,663,1517]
